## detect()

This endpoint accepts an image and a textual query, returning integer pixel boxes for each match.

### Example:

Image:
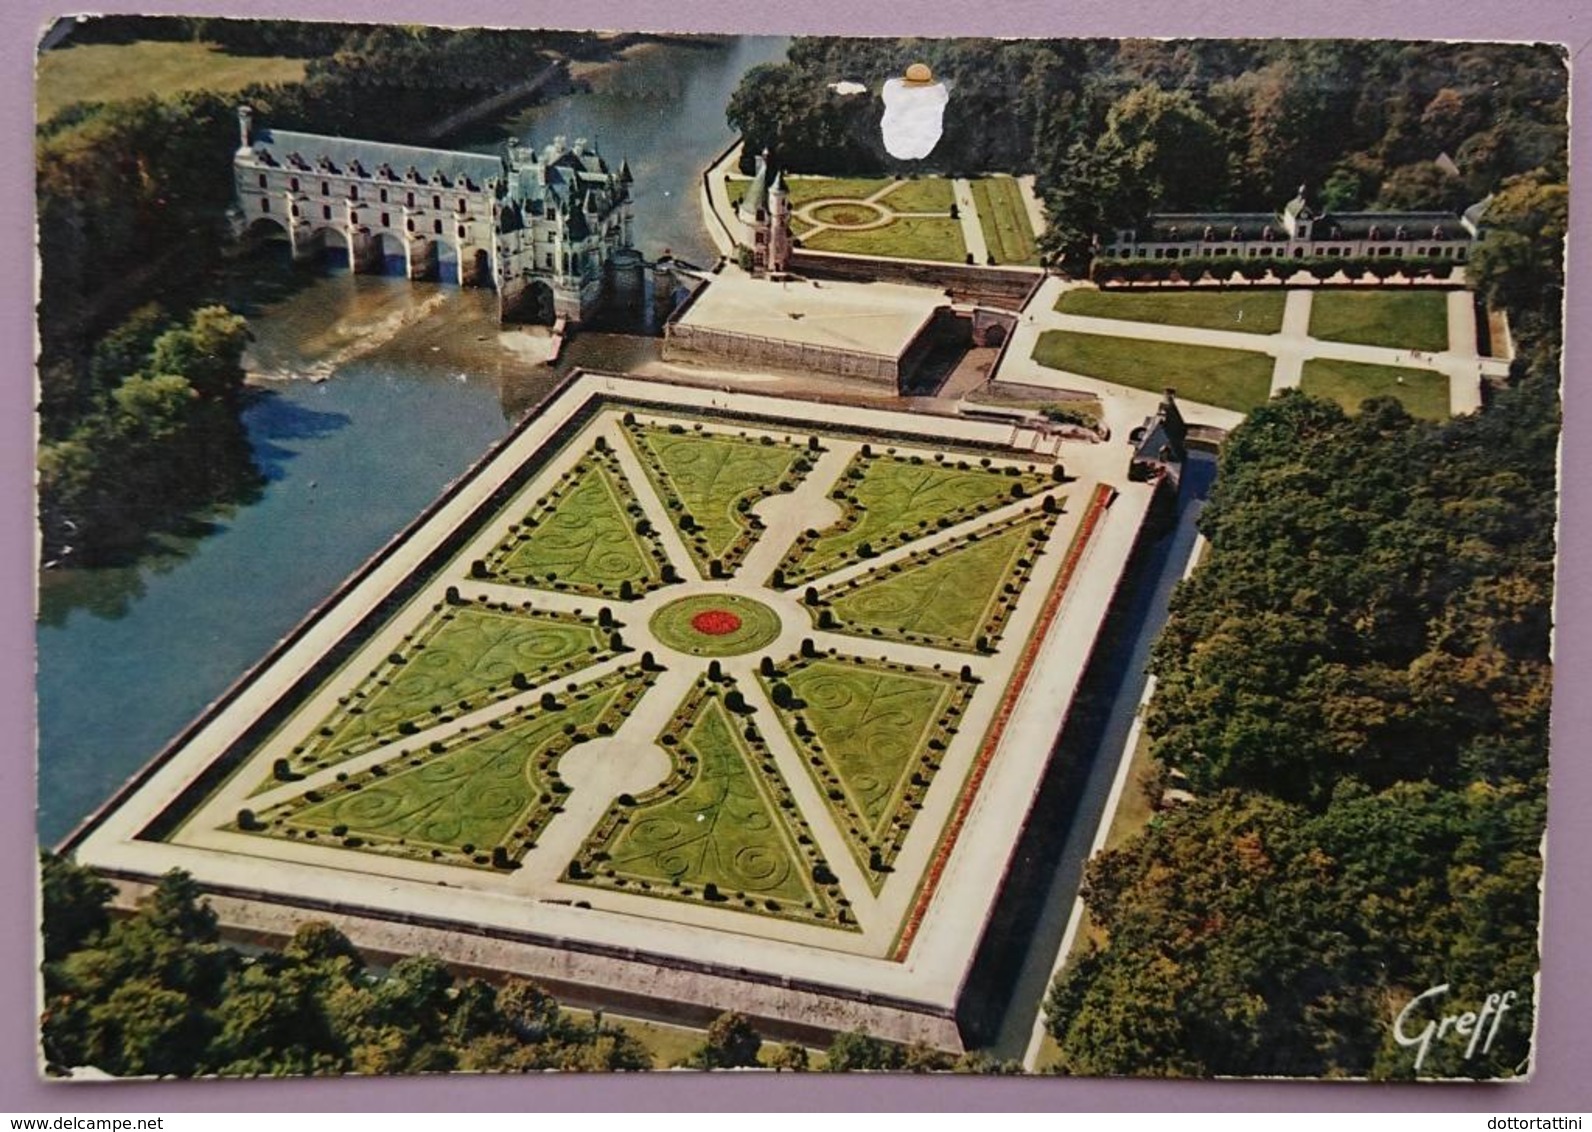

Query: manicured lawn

[801,216,967,262]
[253,669,652,867]
[649,594,782,658]
[777,451,1051,586]
[36,40,307,123]
[276,602,613,778]
[763,655,972,890]
[822,509,1055,653]
[969,177,1039,265]
[1300,358,1451,420]
[1307,290,1449,352]
[483,448,670,599]
[1056,288,1286,335]
[782,176,893,208]
[881,177,955,213]
[624,422,812,577]
[574,680,848,926]
[1032,330,1276,413]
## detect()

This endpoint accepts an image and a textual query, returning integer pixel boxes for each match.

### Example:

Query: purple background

[4,0,1588,1112]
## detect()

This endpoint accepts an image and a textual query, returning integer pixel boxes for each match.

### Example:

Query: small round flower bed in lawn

[650,594,782,657]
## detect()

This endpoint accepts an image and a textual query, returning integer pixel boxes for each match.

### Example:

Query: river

[36,34,790,843]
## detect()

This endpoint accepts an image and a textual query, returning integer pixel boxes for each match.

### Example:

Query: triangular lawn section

[778,451,1050,585]
[625,423,809,577]
[485,449,670,598]
[575,680,846,926]
[263,674,643,866]
[823,510,1051,651]
[769,656,966,893]
[274,603,610,782]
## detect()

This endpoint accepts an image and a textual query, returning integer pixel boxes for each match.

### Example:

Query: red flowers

[690,609,743,636]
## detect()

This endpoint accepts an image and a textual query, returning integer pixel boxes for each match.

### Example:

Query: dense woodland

[37,19,610,563]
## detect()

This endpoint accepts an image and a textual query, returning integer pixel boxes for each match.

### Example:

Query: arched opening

[317,226,350,273]
[436,241,459,285]
[373,231,407,277]
[469,248,494,290]
[525,280,557,325]
[242,215,292,269]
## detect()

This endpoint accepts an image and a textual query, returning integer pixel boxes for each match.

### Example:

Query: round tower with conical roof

[768,171,792,273]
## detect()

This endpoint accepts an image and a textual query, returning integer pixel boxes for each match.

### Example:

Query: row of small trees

[1089,253,1463,287]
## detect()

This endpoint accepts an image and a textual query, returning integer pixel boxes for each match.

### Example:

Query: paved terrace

[673,271,943,359]
[996,276,1504,442]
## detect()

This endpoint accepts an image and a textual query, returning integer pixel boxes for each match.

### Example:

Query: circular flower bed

[690,609,743,636]
[650,594,782,657]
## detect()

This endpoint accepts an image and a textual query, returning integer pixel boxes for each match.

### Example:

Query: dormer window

[1368,225,1382,240]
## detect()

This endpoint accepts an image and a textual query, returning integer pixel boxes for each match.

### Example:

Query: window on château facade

[434,219,443,235]
[322,205,331,220]
[258,174,267,188]
[322,182,329,196]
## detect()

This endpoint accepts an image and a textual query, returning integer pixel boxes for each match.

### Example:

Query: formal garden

[760,653,976,891]
[211,405,1090,935]
[569,674,851,927]
[241,665,658,869]
[620,416,818,578]
[265,599,620,782]
[477,443,674,599]
[773,447,1056,586]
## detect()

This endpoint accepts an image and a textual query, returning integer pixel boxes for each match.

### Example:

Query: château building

[229,105,635,325]
[1101,186,1491,265]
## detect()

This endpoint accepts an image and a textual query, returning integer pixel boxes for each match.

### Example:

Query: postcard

[32,17,1567,1084]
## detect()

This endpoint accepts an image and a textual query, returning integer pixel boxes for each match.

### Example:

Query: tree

[823,1029,903,1071]
[40,853,114,963]
[682,1010,763,1069]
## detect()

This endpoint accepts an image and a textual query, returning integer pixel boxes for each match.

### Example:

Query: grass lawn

[624,422,811,576]
[1300,358,1451,420]
[765,655,971,891]
[782,176,893,208]
[1032,330,1276,413]
[969,177,1039,265]
[254,670,649,867]
[1307,290,1449,352]
[574,680,846,926]
[778,451,1050,585]
[881,177,955,213]
[37,40,307,123]
[484,450,669,599]
[1056,288,1285,335]
[801,216,967,263]
[823,509,1054,653]
[276,603,613,778]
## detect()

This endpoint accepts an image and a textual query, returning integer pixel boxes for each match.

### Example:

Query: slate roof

[248,128,505,190]
[1129,208,1469,243]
